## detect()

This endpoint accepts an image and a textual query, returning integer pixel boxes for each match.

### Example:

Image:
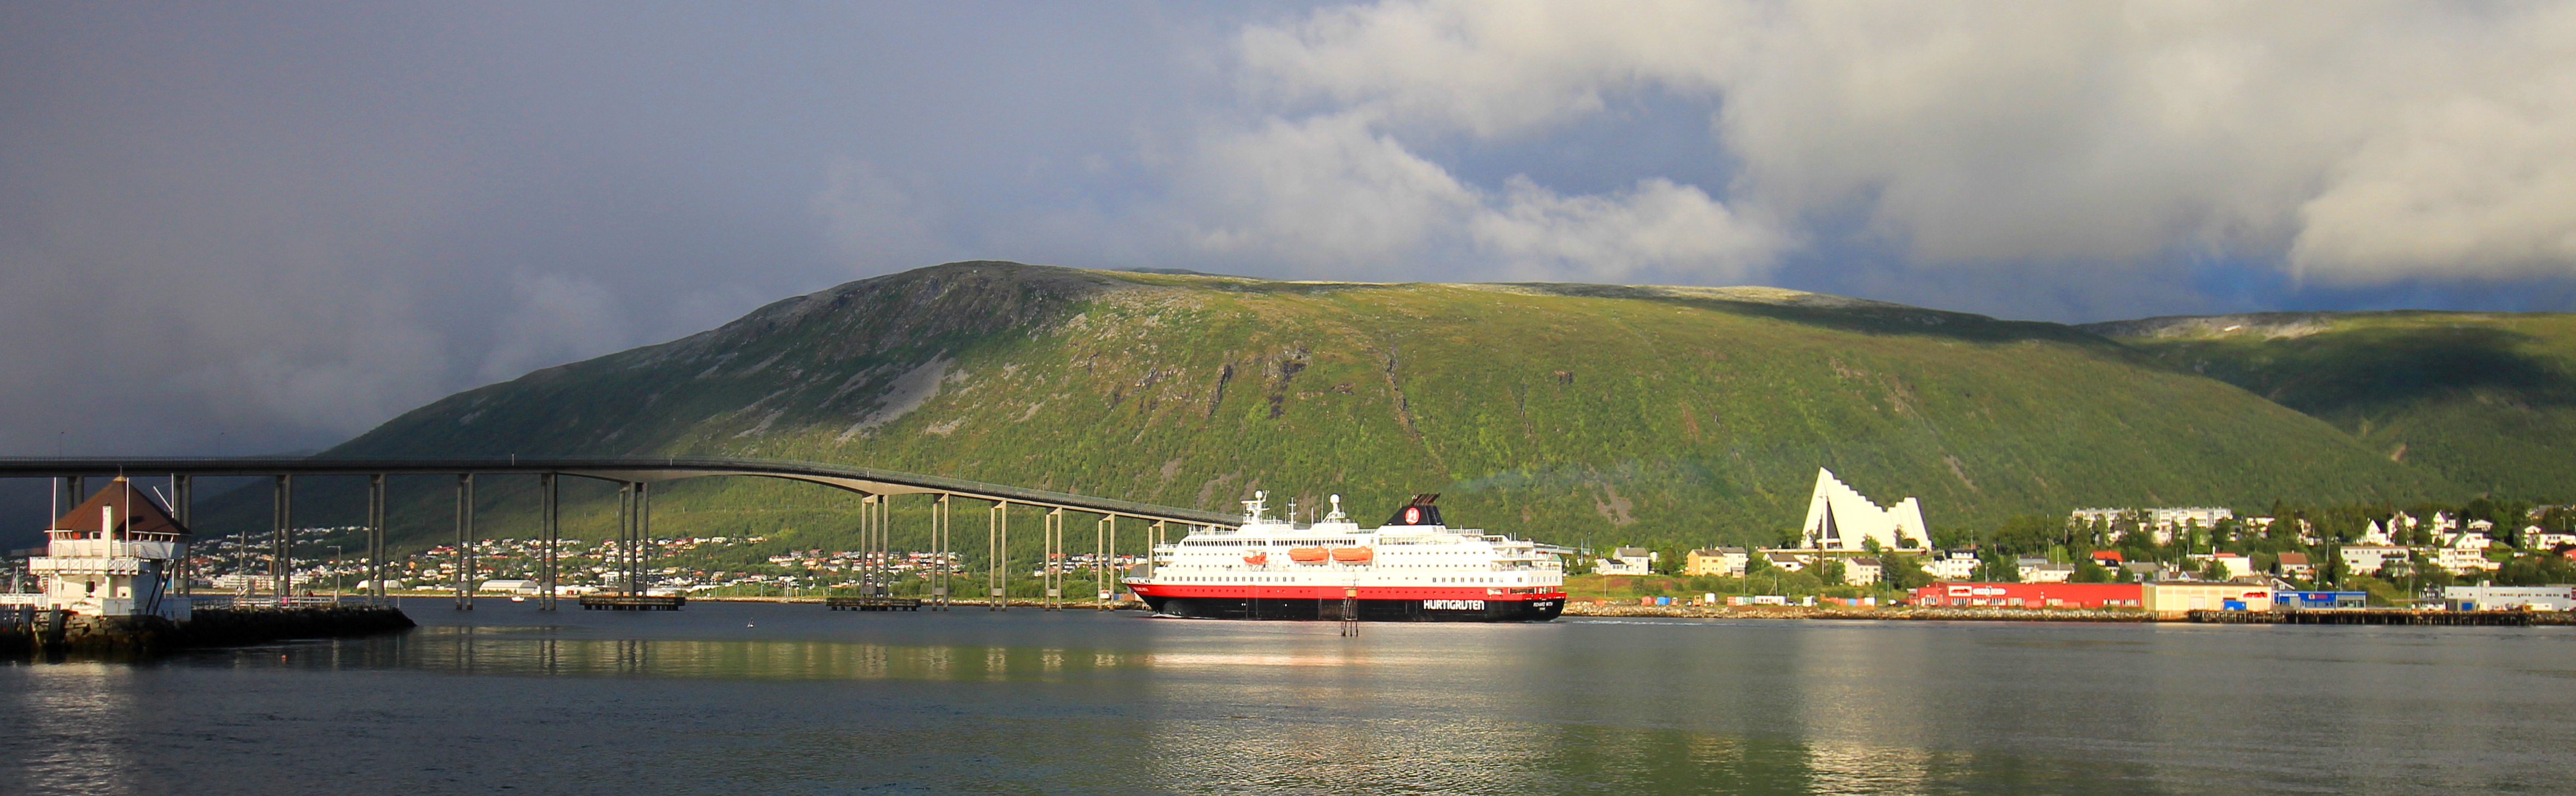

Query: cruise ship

[1125,493,1565,622]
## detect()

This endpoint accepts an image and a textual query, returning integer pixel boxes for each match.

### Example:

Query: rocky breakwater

[3,604,415,657]
[1563,601,2154,623]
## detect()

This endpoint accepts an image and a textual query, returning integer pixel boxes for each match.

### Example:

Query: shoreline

[1562,602,2576,624]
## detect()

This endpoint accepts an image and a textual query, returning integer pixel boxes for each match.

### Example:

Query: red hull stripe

[1129,584,1562,602]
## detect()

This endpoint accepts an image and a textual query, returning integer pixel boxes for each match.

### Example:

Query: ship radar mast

[1241,490,1270,522]
[1325,494,1346,522]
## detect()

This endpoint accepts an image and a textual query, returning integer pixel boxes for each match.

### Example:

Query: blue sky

[4,1,2574,459]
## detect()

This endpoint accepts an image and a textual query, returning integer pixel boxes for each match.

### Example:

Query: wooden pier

[2188,609,2565,627]
[578,595,686,611]
[826,596,923,612]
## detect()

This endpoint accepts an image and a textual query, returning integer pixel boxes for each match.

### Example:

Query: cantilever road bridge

[0,456,1238,612]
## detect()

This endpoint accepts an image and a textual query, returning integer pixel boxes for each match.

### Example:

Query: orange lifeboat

[1288,547,1330,563]
[1243,552,1269,566]
[1330,547,1374,563]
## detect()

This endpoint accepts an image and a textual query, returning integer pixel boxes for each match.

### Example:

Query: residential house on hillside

[2187,553,2252,580]
[2361,520,2394,546]
[2340,545,2409,576]
[1597,547,1655,576]
[1844,557,1883,586]
[1761,551,1808,572]
[2017,557,2074,583]
[2436,532,2500,574]
[2122,561,2182,582]
[2274,552,2314,578]
[1925,550,1980,581]
[1684,547,1748,577]
[2070,507,2234,543]
[2089,550,2124,567]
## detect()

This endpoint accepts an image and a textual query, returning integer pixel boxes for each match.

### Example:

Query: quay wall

[1563,602,2573,625]
[1565,602,2148,622]
[0,605,414,657]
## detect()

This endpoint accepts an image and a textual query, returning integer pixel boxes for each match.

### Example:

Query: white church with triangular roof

[1799,468,1928,551]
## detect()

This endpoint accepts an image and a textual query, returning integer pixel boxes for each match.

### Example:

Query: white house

[2069,507,2234,543]
[2436,532,2501,573]
[2016,557,2075,583]
[1925,551,1981,581]
[1760,550,1810,572]
[1843,557,1883,586]
[2187,553,2253,580]
[1596,547,1654,576]
[1800,469,1928,551]
[2360,520,2394,546]
[2339,545,2410,576]
[17,478,193,621]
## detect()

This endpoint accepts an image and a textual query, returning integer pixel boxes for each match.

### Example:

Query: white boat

[1124,492,1565,622]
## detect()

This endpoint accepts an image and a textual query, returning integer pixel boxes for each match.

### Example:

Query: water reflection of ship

[1125,493,1565,622]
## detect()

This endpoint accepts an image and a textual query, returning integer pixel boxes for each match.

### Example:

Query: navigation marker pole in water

[1341,586,1360,636]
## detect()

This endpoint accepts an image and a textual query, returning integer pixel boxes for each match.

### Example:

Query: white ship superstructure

[1125,493,1564,621]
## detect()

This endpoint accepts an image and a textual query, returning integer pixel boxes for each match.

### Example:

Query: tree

[2072,559,2111,583]
[2497,554,2576,586]
[1881,554,1932,590]
[2198,557,2231,582]
[1976,549,2019,582]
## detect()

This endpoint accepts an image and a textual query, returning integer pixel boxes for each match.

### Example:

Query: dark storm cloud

[0,2,1241,456]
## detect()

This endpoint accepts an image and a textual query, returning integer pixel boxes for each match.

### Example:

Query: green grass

[2097,311,2576,501]
[194,262,2468,555]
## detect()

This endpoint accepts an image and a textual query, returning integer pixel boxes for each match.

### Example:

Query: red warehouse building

[1910,582,2142,608]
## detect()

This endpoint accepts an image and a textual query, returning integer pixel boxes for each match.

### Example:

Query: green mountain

[2086,311,2576,502]
[217,261,2463,554]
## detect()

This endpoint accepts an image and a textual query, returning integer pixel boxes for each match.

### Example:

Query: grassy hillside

[198,262,2455,554]
[2089,311,2576,501]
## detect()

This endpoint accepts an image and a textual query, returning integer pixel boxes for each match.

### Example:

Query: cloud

[1226,0,2576,285]
[476,273,630,384]
[811,156,951,272]
[1471,176,1783,283]
[1166,111,1785,283]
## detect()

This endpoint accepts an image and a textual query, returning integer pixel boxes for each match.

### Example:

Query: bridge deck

[0,455,1237,527]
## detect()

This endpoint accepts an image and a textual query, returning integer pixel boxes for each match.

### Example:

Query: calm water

[1,601,2570,795]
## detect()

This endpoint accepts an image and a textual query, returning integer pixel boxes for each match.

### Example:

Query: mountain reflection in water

[1,600,2568,795]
